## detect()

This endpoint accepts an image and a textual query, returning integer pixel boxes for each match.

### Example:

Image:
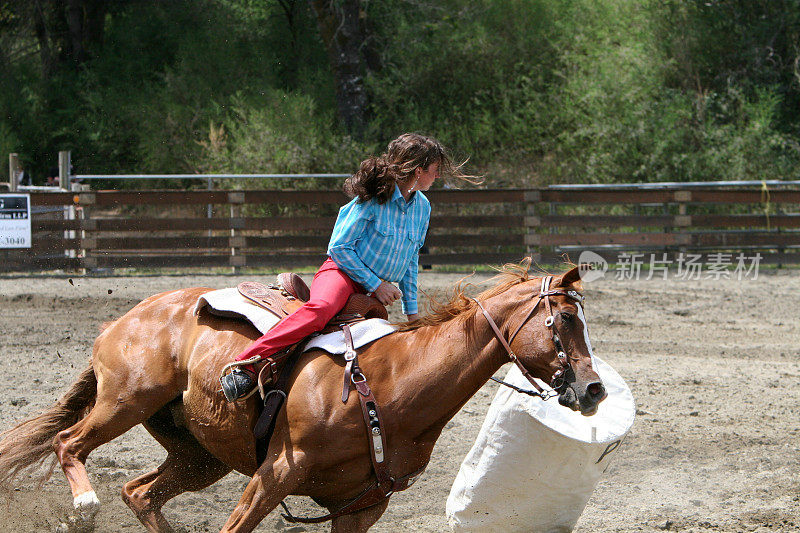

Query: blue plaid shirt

[328,185,430,315]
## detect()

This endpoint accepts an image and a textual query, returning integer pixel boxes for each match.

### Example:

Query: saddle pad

[302,319,397,355]
[194,288,281,334]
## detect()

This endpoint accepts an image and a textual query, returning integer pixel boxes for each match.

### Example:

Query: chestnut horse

[0,263,605,532]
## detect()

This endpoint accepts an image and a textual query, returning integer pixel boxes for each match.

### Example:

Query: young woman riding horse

[221,133,466,401]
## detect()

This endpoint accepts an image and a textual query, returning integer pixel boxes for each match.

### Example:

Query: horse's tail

[0,362,97,490]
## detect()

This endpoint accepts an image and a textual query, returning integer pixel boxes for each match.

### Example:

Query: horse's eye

[560,312,574,323]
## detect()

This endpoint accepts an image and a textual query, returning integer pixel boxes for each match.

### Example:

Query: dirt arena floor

[0,268,798,532]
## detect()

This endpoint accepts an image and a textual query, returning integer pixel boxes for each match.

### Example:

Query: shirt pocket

[372,221,398,255]
[406,225,425,248]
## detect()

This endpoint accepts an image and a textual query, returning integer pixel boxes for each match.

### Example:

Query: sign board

[0,194,32,249]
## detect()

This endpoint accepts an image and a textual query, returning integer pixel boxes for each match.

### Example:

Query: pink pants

[235,258,364,363]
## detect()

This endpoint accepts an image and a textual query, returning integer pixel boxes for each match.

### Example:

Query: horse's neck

[388,311,507,434]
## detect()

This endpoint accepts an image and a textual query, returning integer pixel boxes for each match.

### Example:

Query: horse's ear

[557,266,583,288]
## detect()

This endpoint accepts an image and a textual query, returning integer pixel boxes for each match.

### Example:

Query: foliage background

[1,0,799,186]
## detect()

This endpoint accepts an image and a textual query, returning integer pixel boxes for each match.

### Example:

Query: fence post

[524,189,542,263]
[58,151,78,263]
[59,151,71,191]
[228,191,245,274]
[8,153,19,191]
[206,177,215,239]
[74,185,93,274]
[673,190,691,257]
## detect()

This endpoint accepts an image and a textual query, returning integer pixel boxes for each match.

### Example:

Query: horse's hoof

[56,491,100,532]
[74,490,100,521]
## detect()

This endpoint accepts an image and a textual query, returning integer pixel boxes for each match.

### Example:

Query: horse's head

[481,265,606,416]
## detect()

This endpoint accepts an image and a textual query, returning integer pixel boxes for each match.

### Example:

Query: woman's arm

[398,199,430,318]
[327,201,382,293]
[398,250,420,316]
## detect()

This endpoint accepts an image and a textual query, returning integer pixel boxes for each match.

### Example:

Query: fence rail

[1,186,798,273]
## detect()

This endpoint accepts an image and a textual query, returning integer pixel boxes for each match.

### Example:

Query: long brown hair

[344,133,473,203]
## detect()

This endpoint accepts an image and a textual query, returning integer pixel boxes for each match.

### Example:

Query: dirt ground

[0,268,798,532]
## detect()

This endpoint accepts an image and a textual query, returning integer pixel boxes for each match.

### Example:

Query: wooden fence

[1,187,798,273]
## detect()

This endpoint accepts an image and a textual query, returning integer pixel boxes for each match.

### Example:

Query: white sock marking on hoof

[73,490,100,519]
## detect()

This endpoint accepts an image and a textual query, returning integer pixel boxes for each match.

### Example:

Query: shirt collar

[392,184,416,207]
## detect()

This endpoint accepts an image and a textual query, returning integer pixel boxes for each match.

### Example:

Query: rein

[473,275,584,401]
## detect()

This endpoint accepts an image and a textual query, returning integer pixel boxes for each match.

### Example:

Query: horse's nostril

[587,382,605,399]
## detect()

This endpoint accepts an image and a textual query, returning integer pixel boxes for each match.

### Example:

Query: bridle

[473,275,585,401]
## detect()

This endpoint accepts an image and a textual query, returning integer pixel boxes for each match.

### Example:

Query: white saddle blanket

[194,288,397,354]
[194,288,281,334]
[302,319,397,354]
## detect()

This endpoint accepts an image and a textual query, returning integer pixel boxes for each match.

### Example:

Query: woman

[221,133,465,401]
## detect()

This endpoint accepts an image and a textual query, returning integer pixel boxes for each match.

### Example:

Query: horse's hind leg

[54,386,179,527]
[121,404,232,532]
[123,452,230,533]
[330,499,389,533]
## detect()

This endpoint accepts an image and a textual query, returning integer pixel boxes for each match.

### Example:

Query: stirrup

[220,357,261,401]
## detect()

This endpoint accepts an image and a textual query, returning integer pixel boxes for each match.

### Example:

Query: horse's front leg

[220,451,307,532]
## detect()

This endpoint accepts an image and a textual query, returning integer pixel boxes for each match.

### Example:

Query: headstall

[473,275,585,400]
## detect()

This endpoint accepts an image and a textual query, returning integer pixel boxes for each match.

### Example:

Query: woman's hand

[372,281,402,306]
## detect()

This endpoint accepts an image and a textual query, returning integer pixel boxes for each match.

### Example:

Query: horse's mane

[397,258,538,332]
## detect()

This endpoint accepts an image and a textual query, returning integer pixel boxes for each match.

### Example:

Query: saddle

[232,274,388,454]
[233,273,387,391]
[238,273,388,328]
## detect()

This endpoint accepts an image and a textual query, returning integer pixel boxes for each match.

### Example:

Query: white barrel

[446,355,635,533]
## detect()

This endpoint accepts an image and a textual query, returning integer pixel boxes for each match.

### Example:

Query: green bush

[198,91,366,180]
